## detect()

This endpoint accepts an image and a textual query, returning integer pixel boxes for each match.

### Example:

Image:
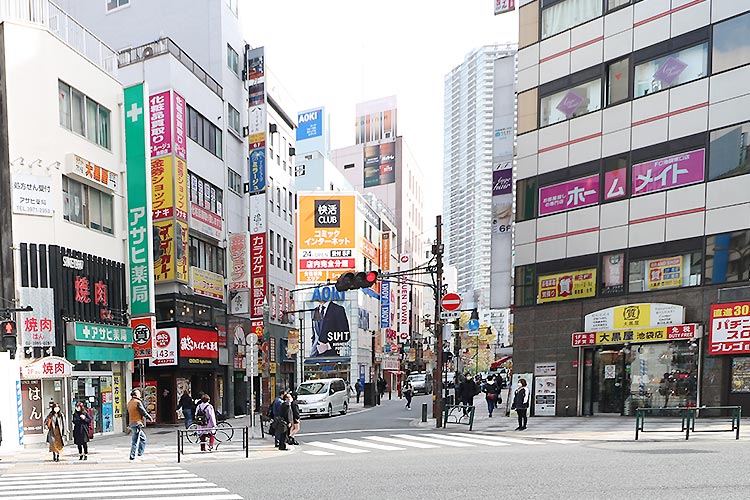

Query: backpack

[194,404,207,425]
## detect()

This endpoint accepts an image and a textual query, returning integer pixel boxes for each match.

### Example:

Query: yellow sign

[359,236,379,265]
[647,256,683,290]
[113,375,122,419]
[297,194,357,283]
[190,267,225,300]
[174,157,189,221]
[538,269,596,303]
[613,304,651,328]
[287,330,299,356]
[572,324,697,347]
[151,156,174,220]
[154,220,188,282]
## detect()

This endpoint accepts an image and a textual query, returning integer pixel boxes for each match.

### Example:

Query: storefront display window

[705,230,750,284]
[628,251,702,293]
[194,304,211,326]
[731,358,750,393]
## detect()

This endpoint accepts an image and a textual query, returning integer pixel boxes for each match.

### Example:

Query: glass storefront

[583,340,699,416]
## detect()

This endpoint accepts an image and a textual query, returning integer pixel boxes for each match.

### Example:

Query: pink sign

[173,92,187,160]
[604,168,627,200]
[538,174,599,216]
[631,149,705,196]
[149,91,172,158]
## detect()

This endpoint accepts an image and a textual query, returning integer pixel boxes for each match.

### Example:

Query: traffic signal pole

[433,215,444,428]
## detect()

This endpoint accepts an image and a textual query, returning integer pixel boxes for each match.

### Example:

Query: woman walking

[403,380,414,410]
[72,401,91,460]
[45,402,66,462]
[196,394,217,452]
[483,376,500,417]
[511,378,530,430]
[287,392,301,446]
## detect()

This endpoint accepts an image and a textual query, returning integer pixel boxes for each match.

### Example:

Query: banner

[246,46,264,81]
[585,303,685,331]
[190,267,225,300]
[632,149,705,196]
[150,327,177,366]
[709,302,750,355]
[228,232,250,290]
[304,285,352,359]
[647,256,683,290]
[572,324,698,347]
[363,140,396,187]
[538,269,596,303]
[12,174,53,216]
[250,232,267,318]
[399,254,410,342]
[538,174,599,216]
[495,0,515,15]
[287,329,300,356]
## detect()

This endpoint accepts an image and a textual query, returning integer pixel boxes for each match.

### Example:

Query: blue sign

[359,364,366,389]
[296,108,323,141]
[102,400,113,433]
[468,319,480,331]
[311,286,345,302]
[380,282,390,328]
[249,148,266,193]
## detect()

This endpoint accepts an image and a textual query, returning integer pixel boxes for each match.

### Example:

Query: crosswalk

[0,465,243,500]
[301,432,578,457]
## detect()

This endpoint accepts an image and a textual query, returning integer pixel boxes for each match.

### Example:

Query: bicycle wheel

[185,423,200,444]
[215,421,234,443]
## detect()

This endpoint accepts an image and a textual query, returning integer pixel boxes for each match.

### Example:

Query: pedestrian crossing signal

[1,320,17,359]
[2,320,16,336]
[335,271,379,292]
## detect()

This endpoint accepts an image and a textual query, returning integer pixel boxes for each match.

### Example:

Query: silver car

[407,373,433,395]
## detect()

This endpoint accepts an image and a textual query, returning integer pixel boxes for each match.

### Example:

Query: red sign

[250,233,267,318]
[572,332,596,347]
[179,328,219,359]
[441,293,462,311]
[709,302,750,355]
[131,316,154,359]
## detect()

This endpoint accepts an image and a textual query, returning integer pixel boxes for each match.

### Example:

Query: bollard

[389,390,392,400]
[421,403,428,422]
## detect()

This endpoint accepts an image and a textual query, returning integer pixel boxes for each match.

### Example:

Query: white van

[296,378,349,417]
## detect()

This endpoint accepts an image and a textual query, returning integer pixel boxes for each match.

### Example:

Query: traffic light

[1,319,18,359]
[335,271,379,292]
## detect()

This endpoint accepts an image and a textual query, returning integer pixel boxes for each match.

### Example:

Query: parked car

[406,372,433,395]
[296,378,349,417]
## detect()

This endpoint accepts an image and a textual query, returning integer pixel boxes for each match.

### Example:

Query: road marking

[0,482,211,496]
[465,433,543,445]
[544,439,580,444]
[425,434,509,447]
[1,477,205,488]
[334,438,405,451]
[1,466,186,478]
[364,436,439,449]
[296,427,408,437]
[391,434,473,447]
[303,450,335,456]
[0,488,232,500]
[307,441,370,454]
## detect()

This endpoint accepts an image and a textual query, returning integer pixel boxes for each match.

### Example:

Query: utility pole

[433,215,444,428]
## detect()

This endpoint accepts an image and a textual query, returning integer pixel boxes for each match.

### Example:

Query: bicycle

[185,420,234,446]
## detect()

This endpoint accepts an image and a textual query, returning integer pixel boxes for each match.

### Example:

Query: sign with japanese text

[21,379,43,434]
[647,256,683,290]
[632,149,705,196]
[173,92,187,160]
[113,374,123,419]
[68,154,118,191]
[538,269,596,303]
[179,328,219,366]
[72,322,132,344]
[190,202,222,240]
[12,174,53,216]
[131,316,153,359]
[604,168,627,201]
[710,302,750,355]
[585,303,685,331]
[174,157,189,221]
[297,193,357,283]
[149,91,173,158]
[249,193,266,234]
[124,83,155,317]
[151,157,175,220]
[381,232,391,271]
[494,0,515,15]
[534,376,556,416]
[246,46,265,81]
[20,356,73,379]
[18,288,55,347]
[287,329,300,356]
[153,220,188,282]
[228,232,250,290]
[538,174,599,216]
[249,148,266,193]
[359,237,379,266]
[572,324,698,347]
[150,327,178,366]
[190,267,225,301]
[250,233,267,318]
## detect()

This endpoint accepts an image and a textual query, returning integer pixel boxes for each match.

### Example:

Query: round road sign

[441,293,462,311]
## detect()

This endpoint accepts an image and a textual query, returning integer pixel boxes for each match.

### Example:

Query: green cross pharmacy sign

[73,322,133,344]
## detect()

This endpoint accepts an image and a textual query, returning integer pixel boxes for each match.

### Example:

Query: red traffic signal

[2,320,17,336]
[335,271,379,292]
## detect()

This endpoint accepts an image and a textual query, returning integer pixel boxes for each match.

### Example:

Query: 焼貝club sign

[150,327,177,366]
[179,328,219,367]
[709,302,750,355]
[538,269,596,303]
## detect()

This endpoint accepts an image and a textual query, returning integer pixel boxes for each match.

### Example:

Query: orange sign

[359,237,379,265]
[381,232,391,271]
[174,157,188,221]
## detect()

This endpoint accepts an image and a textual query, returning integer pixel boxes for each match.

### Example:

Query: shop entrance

[71,374,114,434]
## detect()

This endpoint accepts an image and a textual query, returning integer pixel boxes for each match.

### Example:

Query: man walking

[511,378,530,430]
[177,389,195,428]
[128,389,153,461]
[460,373,478,416]
[271,391,285,448]
[355,380,362,404]
[403,380,414,410]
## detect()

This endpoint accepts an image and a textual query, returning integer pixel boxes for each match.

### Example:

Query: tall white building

[443,45,516,309]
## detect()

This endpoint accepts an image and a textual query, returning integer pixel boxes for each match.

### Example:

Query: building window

[226,44,240,77]
[106,0,128,12]
[189,172,223,216]
[514,265,536,306]
[228,168,242,195]
[607,57,630,105]
[344,163,355,170]
[628,251,702,293]
[709,121,750,181]
[58,81,111,149]
[516,178,538,222]
[228,104,241,136]
[541,0,602,39]
[62,176,114,234]
[269,230,275,266]
[713,13,750,74]
[289,241,294,275]
[705,231,750,284]
[634,43,708,98]
[276,187,281,215]
[277,234,282,267]
[606,0,630,11]
[288,191,293,223]
[186,104,222,159]
[540,79,601,126]
[282,237,288,271]
[188,236,226,276]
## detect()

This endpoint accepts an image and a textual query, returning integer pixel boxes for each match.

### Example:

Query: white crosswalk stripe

[0,465,242,500]
[307,441,370,454]
[423,434,509,447]
[333,438,405,451]
[390,434,473,447]
[464,433,544,445]
[364,436,439,448]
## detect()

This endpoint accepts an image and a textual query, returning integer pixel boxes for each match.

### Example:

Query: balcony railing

[118,37,223,98]
[0,0,118,78]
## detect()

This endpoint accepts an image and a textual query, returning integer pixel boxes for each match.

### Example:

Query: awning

[491,356,512,370]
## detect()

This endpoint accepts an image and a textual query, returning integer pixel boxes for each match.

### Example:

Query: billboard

[246,46,265,81]
[632,149,705,196]
[228,232,250,290]
[490,55,515,309]
[248,80,267,194]
[710,302,750,355]
[538,174,599,216]
[363,140,396,188]
[355,95,397,145]
[304,285,352,359]
[538,269,597,303]
[296,193,357,284]
[153,219,188,282]
[297,108,323,141]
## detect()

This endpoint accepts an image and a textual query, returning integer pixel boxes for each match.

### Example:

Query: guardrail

[635,406,741,441]
[443,404,475,430]
[176,424,249,463]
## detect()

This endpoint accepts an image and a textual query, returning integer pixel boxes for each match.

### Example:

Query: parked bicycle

[185,420,234,446]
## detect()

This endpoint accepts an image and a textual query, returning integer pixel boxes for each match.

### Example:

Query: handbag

[486,393,497,400]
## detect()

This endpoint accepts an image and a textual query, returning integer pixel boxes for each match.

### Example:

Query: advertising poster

[355,96,397,145]
[149,90,172,158]
[190,267,225,300]
[538,269,596,303]
[12,173,53,216]
[602,252,625,295]
[710,302,750,355]
[134,380,157,423]
[363,140,396,188]
[246,46,264,80]
[538,174,599,216]
[287,329,300,356]
[304,285,352,359]
[173,92,187,160]
[21,379,44,435]
[18,287,55,347]
[250,232,267,318]
[100,376,113,433]
[150,327,178,366]
[534,376,556,416]
[153,220,176,282]
[731,358,750,393]
[647,256,683,290]
[632,149,705,196]
[296,193,357,284]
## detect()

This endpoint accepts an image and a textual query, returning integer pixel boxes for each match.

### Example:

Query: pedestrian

[271,391,285,447]
[483,376,500,418]
[72,401,91,461]
[511,378,530,430]
[275,392,293,451]
[403,380,414,410]
[45,402,65,462]
[288,392,301,446]
[177,389,195,428]
[196,394,217,452]
[377,376,386,398]
[460,373,478,415]
[355,380,362,403]
[127,389,153,461]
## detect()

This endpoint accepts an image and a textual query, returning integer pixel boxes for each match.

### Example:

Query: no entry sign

[441,293,462,311]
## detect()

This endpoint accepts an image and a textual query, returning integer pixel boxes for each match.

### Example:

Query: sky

[241,1,518,238]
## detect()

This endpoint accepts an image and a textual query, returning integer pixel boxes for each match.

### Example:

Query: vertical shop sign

[21,379,44,435]
[113,375,123,419]
[228,232,250,290]
[399,254,410,342]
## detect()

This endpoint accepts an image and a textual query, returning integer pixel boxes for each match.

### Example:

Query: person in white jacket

[511,379,530,430]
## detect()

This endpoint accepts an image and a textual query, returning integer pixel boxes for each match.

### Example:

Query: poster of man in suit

[308,295,351,358]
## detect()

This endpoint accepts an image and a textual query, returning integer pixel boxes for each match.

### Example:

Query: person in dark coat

[287,392,301,446]
[460,373,478,415]
[275,392,293,451]
[511,378,530,430]
[483,376,500,417]
[45,402,66,462]
[177,390,196,428]
[72,401,91,460]
[354,380,362,403]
